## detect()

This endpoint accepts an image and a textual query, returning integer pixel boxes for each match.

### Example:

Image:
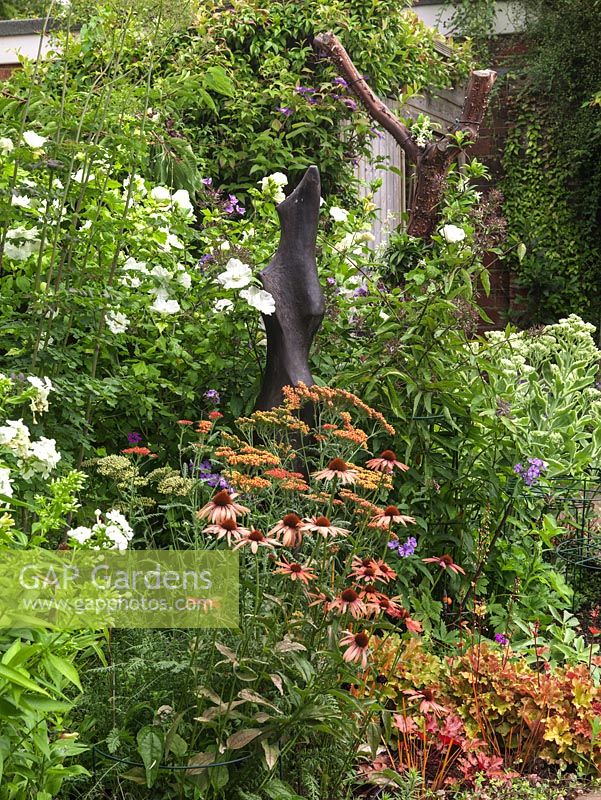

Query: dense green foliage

[500,0,601,323]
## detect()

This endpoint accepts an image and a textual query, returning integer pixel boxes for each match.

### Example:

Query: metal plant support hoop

[91,745,252,776]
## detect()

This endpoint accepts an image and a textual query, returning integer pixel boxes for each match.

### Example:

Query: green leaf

[45,653,82,691]
[264,778,304,800]
[136,726,163,788]
[226,728,262,750]
[0,664,49,695]
[517,242,527,262]
[204,66,235,97]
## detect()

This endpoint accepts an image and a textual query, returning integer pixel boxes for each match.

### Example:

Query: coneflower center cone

[328,458,348,471]
[314,515,331,527]
[283,513,301,527]
[341,588,359,602]
[213,490,233,507]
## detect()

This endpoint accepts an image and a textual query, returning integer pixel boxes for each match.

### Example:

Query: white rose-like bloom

[219,240,231,251]
[0,419,31,458]
[329,206,349,223]
[213,298,234,314]
[68,525,94,544]
[159,231,184,252]
[217,258,252,289]
[150,186,172,204]
[123,173,147,196]
[0,137,14,154]
[0,467,13,499]
[27,376,53,419]
[240,285,276,315]
[29,437,61,477]
[440,224,466,244]
[176,271,192,289]
[150,265,173,284]
[171,189,194,213]
[259,173,288,204]
[105,310,130,335]
[123,256,149,274]
[22,131,47,149]
[150,295,181,314]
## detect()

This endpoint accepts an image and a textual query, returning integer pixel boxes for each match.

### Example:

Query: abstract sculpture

[255,165,325,416]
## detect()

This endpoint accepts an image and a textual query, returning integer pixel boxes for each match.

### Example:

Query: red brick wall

[0,64,19,79]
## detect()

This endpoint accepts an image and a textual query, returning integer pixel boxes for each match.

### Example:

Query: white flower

[176,271,192,289]
[440,224,466,244]
[105,310,130,335]
[68,525,94,544]
[27,376,53,419]
[0,137,14,154]
[213,298,234,314]
[105,526,130,550]
[259,173,288,204]
[150,294,181,314]
[171,189,194,213]
[0,467,13,499]
[150,265,173,284]
[28,437,61,477]
[72,168,94,184]
[11,194,32,209]
[159,231,184,252]
[217,258,252,289]
[22,131,47,149]
[123,256,148,274]
[123,173,147,196]
[150,186,172,204]
[219,240,231,251]
[240,285,276,315]
[329,206,349,223]
[4,237,40,261]
[0,419,31,458]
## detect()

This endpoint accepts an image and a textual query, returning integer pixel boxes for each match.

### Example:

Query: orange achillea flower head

[208,410,223,421]
[264,468,310,492]
[366,449,410,474]
[313,458,357,485]
[196,421,213,435]
[177,420,194,426]
[369,505,416,529]
[338,490,380,516]
[269,513,304,548]
[274,557,316,584]
[122,446,154,456]
[281,383,396,436]
[196,490,250,524]
[215,445,280,469]
[226,471,271,493]
[353,466,393,492]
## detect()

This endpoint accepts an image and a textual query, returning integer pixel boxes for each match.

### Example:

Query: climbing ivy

[500,0,601,325]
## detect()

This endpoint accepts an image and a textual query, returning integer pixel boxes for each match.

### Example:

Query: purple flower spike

[277,106,293,116]
[495,633,509,646]
[354,285,369,297]
[333,77,348,87]
[127,432,143,445]
[343,98,358,111]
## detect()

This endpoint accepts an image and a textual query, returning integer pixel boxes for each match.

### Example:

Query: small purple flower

[277,106,293,116]
[495,633,509,646]
[236,205,246,215]
[295,86,315,95]
[387,540,399,552]
[353,285,369,298]
[198,254,213,268]
[397,537,417,558]
[333,77,348,87]
[204,389,221,405]
[201,177,213,186]
[326,277,337,286]
[514,457,548,486]
[127,432,143,445]
[370,127,384,140]
[513,463,523,475]
[343,98,358,111]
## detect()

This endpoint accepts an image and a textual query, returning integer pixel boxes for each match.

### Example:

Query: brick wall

[475,35,529,331]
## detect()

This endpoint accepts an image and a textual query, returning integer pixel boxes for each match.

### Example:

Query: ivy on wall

[501,98,600,325]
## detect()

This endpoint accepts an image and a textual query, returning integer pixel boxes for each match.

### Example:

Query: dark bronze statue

[255,165,325,413]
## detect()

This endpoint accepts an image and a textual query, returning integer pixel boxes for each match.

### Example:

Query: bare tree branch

[313,32,420,162]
